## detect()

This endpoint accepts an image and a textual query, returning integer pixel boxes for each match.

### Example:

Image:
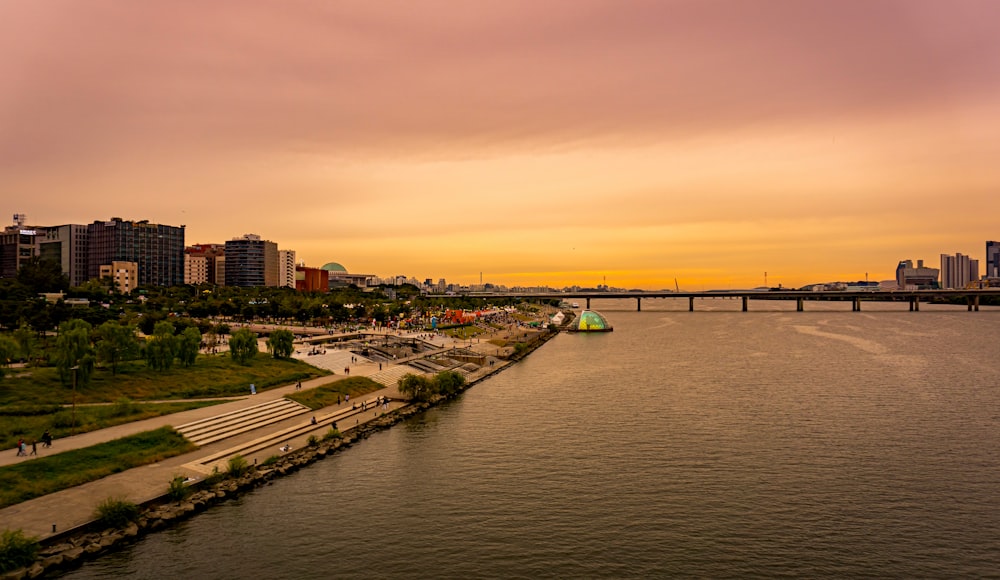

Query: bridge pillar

[637,297,641,312]
[914,297,920,311]
[854,297,861,312]
[975,295,980,311]
[742,295,748,312]
[797,297,803,312]
[586,298,591,309]
[689,297,694,312]
[968,297,973,312]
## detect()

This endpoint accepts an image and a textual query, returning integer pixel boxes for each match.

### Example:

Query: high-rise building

[940,253,979,289]
[37,224,90,287]
[224,234,279,287]
[895,259,939,290]
[987,241,1000,279]
[279,249,296,288]
[87,218,185,287]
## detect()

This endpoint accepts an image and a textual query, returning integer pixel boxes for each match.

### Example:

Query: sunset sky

[2,0,999,290]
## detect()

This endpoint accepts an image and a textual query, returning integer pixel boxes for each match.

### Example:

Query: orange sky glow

[2,0,999,289]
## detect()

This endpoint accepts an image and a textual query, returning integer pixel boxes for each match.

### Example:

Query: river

[63,300,1000,578]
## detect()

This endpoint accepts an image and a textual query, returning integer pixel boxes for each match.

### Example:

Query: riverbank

[0,325,560,578]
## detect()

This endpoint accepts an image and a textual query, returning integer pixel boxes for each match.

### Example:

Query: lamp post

[70,365,79,436]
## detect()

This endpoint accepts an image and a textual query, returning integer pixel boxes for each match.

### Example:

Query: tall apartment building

[184,243,225,285]
[37,224,90,287]
[895,259,939,290]
[87,218,185,287]
[940,253,979,289]
[987,241,1000,279]
[279,249,296,288]
[224,234,279,287]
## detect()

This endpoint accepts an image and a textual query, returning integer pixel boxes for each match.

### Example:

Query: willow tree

[54,319,95,388]
[229,328,258,365]
[266,329,294,359]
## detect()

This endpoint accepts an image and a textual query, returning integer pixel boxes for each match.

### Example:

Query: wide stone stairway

[175,398,311,446]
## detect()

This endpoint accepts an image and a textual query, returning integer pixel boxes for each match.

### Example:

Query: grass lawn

[285,376,384,410]
[0,355,329,407]
[0,400,223,451]
[0,427,196,509]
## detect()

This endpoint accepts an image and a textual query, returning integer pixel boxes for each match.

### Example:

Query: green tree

[0,335,18,377]
[398,373,434,402]
[176,326,201,367]
[53,319,95,388]
[16,256,69,294]
[266,329,295,359]
[229,328,258,365]
[434,370,466,396]
[145,320,177,371]
[12,324,34,365]
[95,321,139,375]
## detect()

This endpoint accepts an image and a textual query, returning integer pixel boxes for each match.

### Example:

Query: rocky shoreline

[2,327,560,579]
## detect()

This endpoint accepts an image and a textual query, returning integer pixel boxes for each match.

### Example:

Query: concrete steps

[175,399,311,446]
[368,365,422,388]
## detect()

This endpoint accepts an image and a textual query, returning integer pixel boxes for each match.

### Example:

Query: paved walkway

[0,325,543,540]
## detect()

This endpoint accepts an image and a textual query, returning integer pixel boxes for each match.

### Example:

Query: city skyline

[3,1,1000,289]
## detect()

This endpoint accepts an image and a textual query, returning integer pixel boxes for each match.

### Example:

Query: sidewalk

[0,369,397,539]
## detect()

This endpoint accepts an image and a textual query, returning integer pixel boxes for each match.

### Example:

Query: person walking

[250,383,257,396]
[16,438,26,456]
[30,440,37,456]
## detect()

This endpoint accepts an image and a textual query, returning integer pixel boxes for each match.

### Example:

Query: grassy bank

[285,377,384,410]
[0,427,196,509]
[0,400,223,451]
[0,356,329,407]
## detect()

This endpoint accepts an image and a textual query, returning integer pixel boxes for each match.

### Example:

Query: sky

[2,0,999,290]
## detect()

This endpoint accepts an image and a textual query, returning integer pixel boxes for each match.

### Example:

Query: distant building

[279,249,296,288]
[37,224,90,287]
[224,234,279,287]
[940,253,979,289]
[0,215,40,279]
[87,218,185,287]
[986,241,1000,279]
[322,262,373,288]
[184,243,225,285]
[895,259,939,290]
[295,265,329,292]
[99,261,139,294]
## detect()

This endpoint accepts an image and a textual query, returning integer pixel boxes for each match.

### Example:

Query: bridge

[441,289,1000,312]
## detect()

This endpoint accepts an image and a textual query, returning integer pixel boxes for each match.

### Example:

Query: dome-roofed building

[318,261,374,289]
[568,309,613,332]
[321,262,347,273]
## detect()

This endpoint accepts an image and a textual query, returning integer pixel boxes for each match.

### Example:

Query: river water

[64,300,1000,578]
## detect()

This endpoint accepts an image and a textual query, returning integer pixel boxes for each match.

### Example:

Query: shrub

[0,529,39,573]
[322,427,342,441]
[94,497,139,529]
[167,475,190,501]
[261,455,280,467]
[227,455,250,477]
[204,466,225,486]
[110,397,136,418]
[307,435,319,447]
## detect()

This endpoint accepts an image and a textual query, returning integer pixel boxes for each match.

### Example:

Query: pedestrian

[250,383,256,395]
[311,416,317,425]
[16,438,26,456]
[296,381,302,390]
[30,440,37,456]
[42,430,52,448]
[345,394,349,402]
